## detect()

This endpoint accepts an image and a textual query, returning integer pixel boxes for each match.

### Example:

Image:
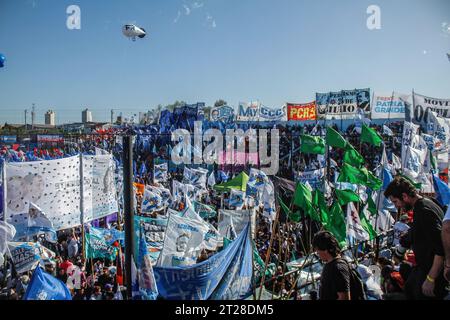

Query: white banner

[408,92,450,126]
[258,105,287,122]
[236,102,260,121]
[401,122,420,160]
[5,155,117,236]
[370,92,409,119]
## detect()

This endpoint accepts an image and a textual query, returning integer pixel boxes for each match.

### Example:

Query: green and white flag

[346,202,369,242]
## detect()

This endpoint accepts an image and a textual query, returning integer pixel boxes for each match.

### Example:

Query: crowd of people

[1,119,449,300]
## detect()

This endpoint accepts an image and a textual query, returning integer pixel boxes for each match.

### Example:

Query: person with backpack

[312,231,366,300]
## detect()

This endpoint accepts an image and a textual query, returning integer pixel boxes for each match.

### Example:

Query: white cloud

[192,2,204,9]
[183,5,191,15]
[442,22,450,36]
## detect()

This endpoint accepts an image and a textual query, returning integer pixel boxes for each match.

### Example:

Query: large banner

[37,135,63,143]
[0,135,17,144]
[258,105,287,122]
[82,155,118,222]
[287,102,317,121]
[316,88,371,120]
[218,209,256,240]
[5,155,118,237]
[371,92,409,119]
[407,92,450,126]
[209,106,235,123]
[153,223,253,300]
[236,102,260,121]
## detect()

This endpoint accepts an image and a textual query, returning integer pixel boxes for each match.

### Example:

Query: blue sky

[0,0,449,124]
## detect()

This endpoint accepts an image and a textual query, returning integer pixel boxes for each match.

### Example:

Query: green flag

[337,163,368,185]
[313,190,330,227]
[325,202,347,248]
[362,168,382,191]
[343,144,365,168]
[293,183,320,222]
[300,134,325,155]
[335,189,360,205]
[367,195,377,216]
[361,124,383,147]
[278,195,300,222]
[359,207,377,240]
[326,126,348,149]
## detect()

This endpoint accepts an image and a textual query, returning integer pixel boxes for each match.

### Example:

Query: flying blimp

[0,53,5,68]
[122,24,146,41]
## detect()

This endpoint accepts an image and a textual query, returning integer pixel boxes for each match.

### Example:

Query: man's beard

[403,202,413,211]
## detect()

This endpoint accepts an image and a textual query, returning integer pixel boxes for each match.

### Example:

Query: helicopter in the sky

[122,24,146,41]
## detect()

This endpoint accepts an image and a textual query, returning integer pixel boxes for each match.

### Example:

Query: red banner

[287,102,316,121]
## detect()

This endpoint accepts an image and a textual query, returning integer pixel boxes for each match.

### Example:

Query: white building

[82,108,92,123]
[45,110,56,126]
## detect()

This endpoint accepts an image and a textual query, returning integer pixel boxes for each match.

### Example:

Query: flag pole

[2,160,6,223]
[79,145,85,261]
[257,206,280,300]
[123,135,135,300]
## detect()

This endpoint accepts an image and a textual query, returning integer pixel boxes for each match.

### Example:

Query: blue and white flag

[248,168,269,190]
[134,215,168,264]
[153,163,168,183]
[146,185,172,208]
[432,174,450,207]
[0,220,16,256]
[27,203,57,243]
[133,232,159,300]
[182,200,222,251]
[218,170,229,183]
[229,189,246,210]
[189,168,208,189]
[90,226,124,246]
[24,267,72,300]
[142,188,163,214]
[8,242,55,274]
[207,171,216,187]
[383,125,394,137]
[157,214,209,267]
[153,223,253,300]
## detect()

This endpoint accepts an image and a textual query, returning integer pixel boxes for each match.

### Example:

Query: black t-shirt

[412,198,444,271]
[319,258,350,300]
